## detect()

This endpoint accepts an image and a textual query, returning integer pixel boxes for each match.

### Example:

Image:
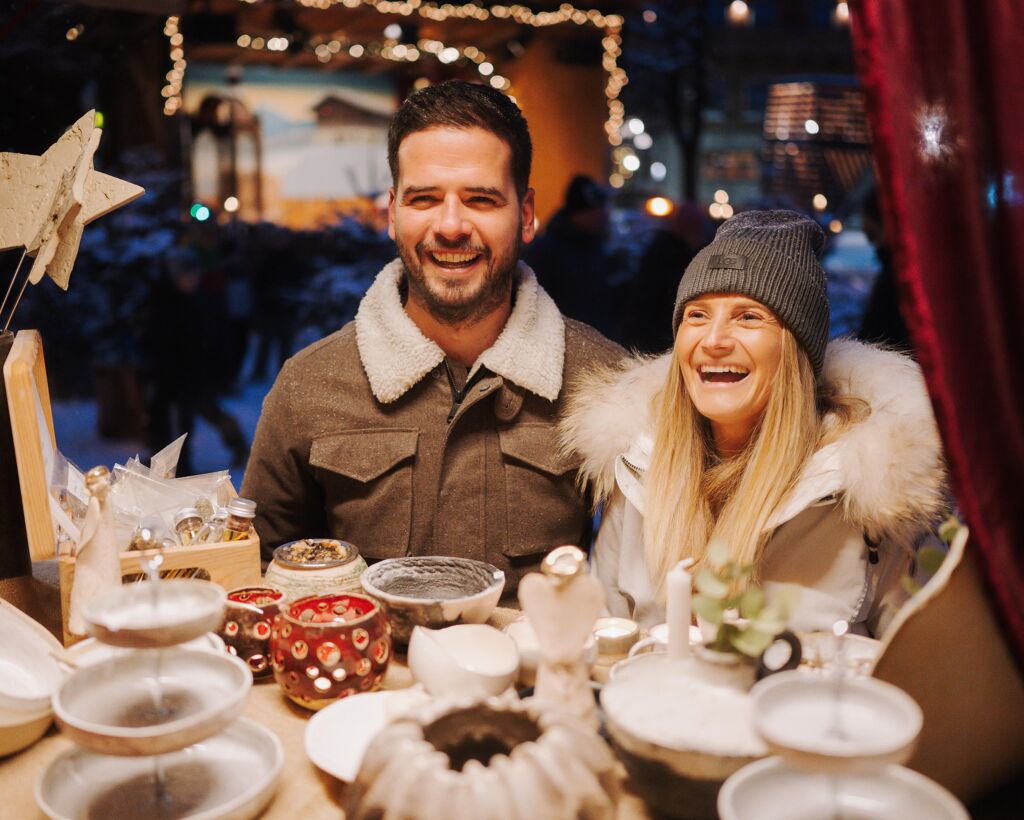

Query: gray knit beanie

[672,209,830,375]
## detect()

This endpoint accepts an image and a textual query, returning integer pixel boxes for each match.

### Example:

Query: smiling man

[242,81,623,594]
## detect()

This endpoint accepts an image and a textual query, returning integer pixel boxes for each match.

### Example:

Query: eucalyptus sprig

[901,514,961,596]
[691,541,798,659]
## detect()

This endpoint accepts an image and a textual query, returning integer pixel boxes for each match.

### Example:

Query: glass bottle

[197,510,227,544]
[173,507,203,546]
[223,497,257,542]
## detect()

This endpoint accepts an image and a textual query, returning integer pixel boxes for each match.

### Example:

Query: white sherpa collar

[560,338,946,539]
[355,258,566,404]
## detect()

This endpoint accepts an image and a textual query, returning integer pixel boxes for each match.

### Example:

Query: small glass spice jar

[173,507,203,546]
[197,510,227,544]
[224,497,257,541]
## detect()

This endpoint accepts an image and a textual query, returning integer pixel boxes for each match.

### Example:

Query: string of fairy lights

[162,1,631,184]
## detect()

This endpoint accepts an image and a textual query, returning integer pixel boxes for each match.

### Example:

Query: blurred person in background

[524,174,623,342]
[145,243,248,474]
[857,187,911,352]
[621,202,712,354]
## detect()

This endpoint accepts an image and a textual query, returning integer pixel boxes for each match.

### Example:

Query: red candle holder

[270,592,391,710]
[218,586,285,678]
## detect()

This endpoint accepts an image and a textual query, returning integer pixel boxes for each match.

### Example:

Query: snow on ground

[50,379,273,485]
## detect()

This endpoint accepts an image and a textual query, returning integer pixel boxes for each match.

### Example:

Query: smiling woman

[561,210,949,637]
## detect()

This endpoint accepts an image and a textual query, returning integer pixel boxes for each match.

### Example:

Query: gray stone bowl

[359,557,505,647]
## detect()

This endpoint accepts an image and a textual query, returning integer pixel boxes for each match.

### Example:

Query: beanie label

[708,254,747,270]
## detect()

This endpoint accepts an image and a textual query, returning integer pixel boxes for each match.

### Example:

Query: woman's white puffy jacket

[560,339,947,636]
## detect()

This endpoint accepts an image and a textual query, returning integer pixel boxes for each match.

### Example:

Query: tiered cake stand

[35,577,283,819]
[719,654,968,820]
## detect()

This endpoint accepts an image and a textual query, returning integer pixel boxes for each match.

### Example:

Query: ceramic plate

[305,688,427,782]
[719,757,968,820]
[36,717,283,820]
[66,632,225,667]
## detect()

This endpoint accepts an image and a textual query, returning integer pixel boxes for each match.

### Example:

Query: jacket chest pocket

[498,423,587,558]
[309,429,418,561]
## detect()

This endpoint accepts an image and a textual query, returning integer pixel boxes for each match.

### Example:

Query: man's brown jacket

[241,260,623,595]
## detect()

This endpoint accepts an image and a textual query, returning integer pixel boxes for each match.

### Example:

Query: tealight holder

[219,586,284,678]
[270,593,391,710]
[592,616,639,657]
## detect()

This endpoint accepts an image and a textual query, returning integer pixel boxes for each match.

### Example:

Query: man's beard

[397,233,521,325]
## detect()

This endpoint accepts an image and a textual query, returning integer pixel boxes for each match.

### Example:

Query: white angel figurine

[68,466,120,636]
[519,545,605,729]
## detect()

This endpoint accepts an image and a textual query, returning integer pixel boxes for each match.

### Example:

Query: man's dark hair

[387,80,532,199]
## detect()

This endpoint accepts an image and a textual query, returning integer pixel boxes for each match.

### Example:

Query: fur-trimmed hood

[355,258,566,403]
[560,338,947,543]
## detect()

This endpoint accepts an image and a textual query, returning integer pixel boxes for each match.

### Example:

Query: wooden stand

[3,329,261,644]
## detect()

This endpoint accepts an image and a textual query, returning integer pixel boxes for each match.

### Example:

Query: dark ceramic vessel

[269,593,391,710]
[218,586,285,678]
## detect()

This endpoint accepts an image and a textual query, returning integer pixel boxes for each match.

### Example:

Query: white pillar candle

[666,558,693,660]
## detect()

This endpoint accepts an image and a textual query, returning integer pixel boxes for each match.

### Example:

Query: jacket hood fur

[355,258,565,403]
[560,338,947,543]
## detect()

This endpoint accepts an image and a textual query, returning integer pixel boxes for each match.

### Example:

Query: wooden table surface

[0,596,650,819]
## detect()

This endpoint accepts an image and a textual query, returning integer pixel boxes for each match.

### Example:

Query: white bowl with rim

[751,670,923,773]
[719,756,967,820]
[408,624,518,698]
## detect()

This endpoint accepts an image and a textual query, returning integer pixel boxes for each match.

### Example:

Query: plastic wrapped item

[45,433,230,554]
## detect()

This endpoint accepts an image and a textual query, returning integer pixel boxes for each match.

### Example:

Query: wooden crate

[3,330,261,645]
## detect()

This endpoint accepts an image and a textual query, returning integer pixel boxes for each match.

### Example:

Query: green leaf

[749,611,786,636]
[707,540,730,569]
[695,567,729,599]
[692,594,724,626]
[731,627,775,658]
[738,586,765,619]
[917,546,946,577]
[937,516,961,544]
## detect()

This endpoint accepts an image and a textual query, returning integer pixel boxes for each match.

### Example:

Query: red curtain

[850,1,1024,666]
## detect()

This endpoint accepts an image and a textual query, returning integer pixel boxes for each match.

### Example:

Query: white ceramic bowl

[65,632,225,668]
[0,600,63,756]
[36,717,283,820]
[53,648,252,756]
[408,624,519,698]
[360,557,505,646]
[601,653,767,818]
[84,577,227,646]
[0,707,52,758]
[82,579,226,649]
[719,757,968,820]
[0,601,64,715]
[751,670,923,773]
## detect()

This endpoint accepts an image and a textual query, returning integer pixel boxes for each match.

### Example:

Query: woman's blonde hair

[643,329,863,590]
